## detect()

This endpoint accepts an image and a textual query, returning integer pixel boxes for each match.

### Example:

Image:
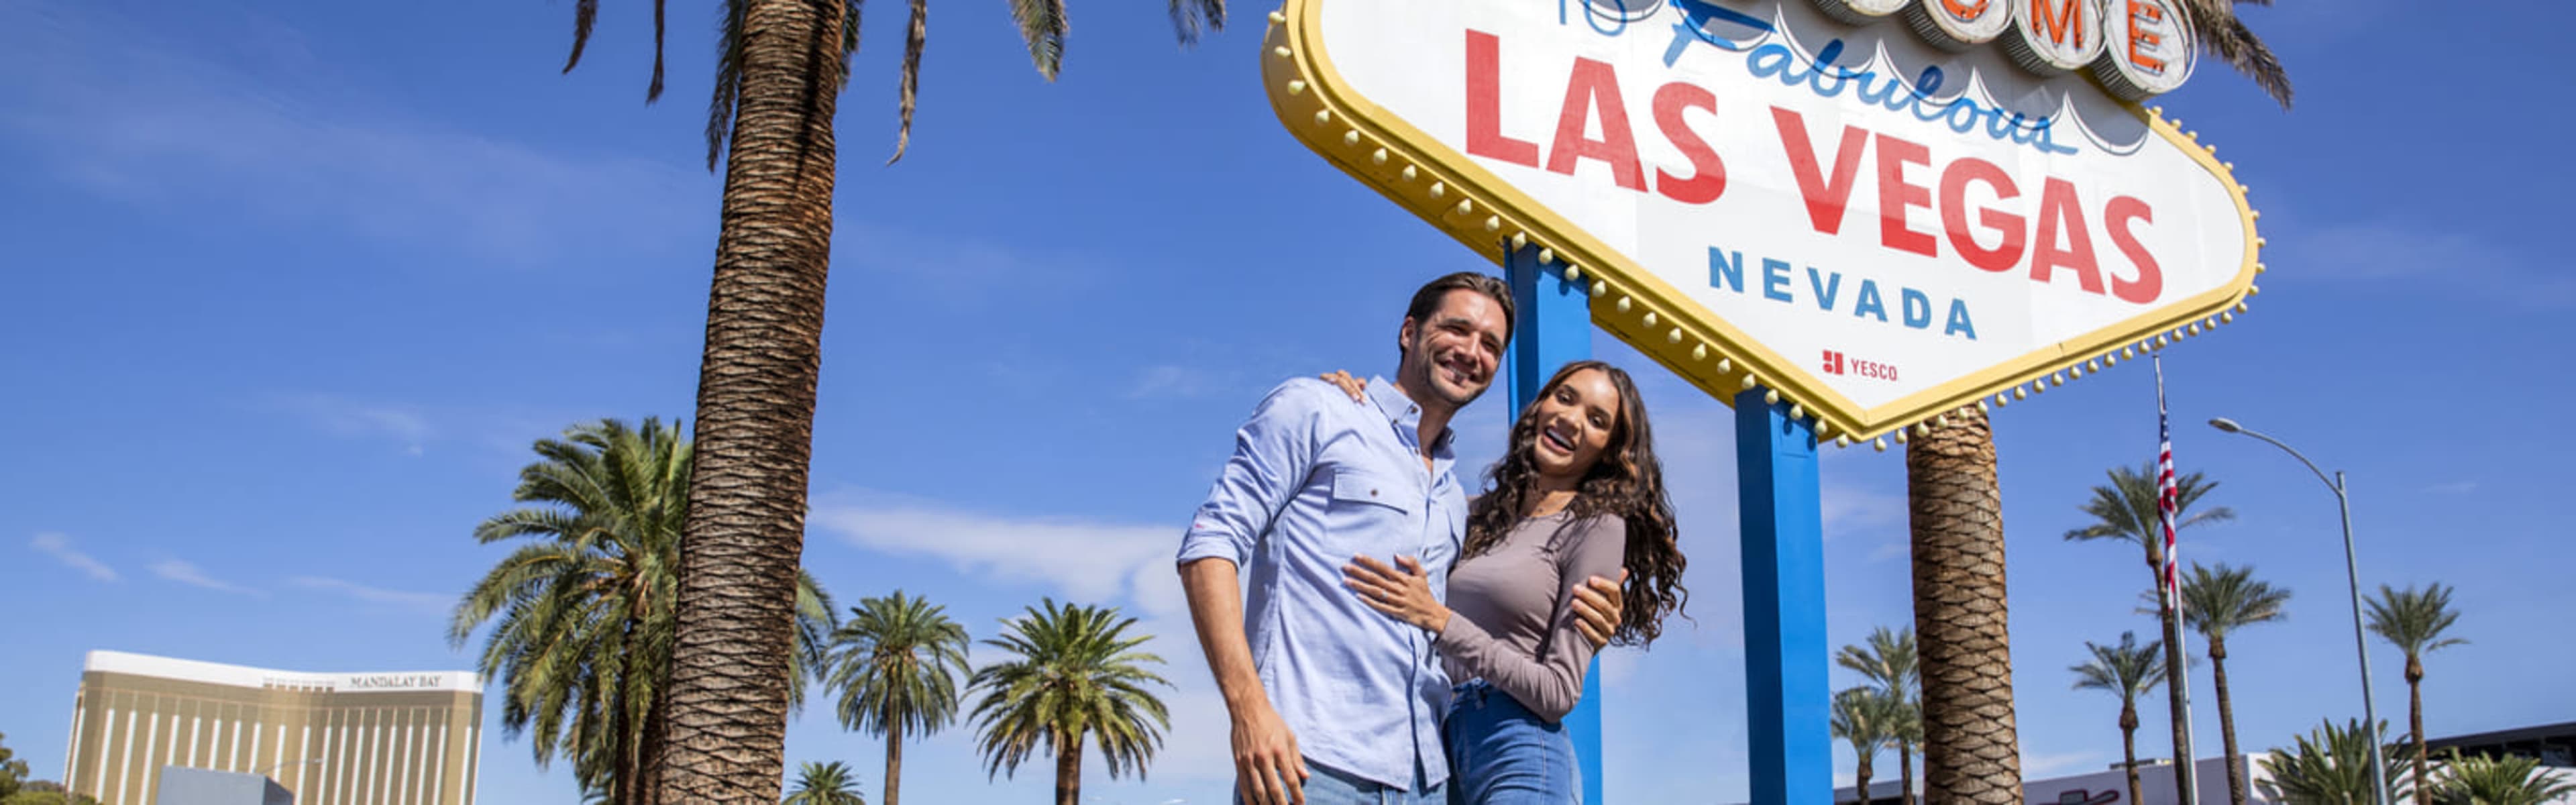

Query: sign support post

[1504,245,1601,805]
[1736,389,1830,805]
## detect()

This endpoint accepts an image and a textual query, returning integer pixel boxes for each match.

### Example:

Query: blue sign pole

[1736,389,1831,805]
[1503,246,1601,805]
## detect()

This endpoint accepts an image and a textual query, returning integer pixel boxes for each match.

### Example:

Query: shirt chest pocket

[1323,468,1415,553]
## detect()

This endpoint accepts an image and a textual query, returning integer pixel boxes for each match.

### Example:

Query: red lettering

[1939,158,2025,273]
[2106,196,2161,304]
[2035,0,2086,46]
[2127,1,2166,72]
[1942,0,1987,16]
[1464,31,1540,167]
[2031,178,2105,294]
[1770,107,1870,235]
[1651,83,1726,204]
[1547,58,1644,191]
[1875,134,1937,257]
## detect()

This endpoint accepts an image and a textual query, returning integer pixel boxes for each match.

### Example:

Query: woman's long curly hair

[1464,360,1688,647]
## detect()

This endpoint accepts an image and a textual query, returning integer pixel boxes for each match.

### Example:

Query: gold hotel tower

[62,650,485,805]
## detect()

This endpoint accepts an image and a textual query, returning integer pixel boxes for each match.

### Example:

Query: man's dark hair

[1401,272,1515,358]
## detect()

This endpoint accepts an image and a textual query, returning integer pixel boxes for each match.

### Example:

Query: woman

[1327,360,1688,804]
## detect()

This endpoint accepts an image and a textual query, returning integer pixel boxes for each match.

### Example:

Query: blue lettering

[1902,288,1933,329]
[1764,258,1794,303]
[1806,267,1843,311]
[1684,30,2077,157]
[1711,247,1745,292]
[1945,299,1979,339]
[1853,280,1888,321]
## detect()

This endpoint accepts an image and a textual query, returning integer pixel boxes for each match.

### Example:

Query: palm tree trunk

[636,678,667,805]
[2120,713,2141,805]
[883,722,902,805]
[2209,637,2245,805]
[651,0,846,800]
[1900,740,1916,805]
[1857,756,1875,804]
[2408,663,2427,805]
[1906,409,2021,805]
[2145,551,2192,801]
[1055,734,1082,805]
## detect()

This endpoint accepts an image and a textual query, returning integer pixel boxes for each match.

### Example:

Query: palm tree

[2176,562,2294,805]
[822,590,971,805]
[2073,631,2168,805]
[967,599,1172,805]
[782,761,865,805]
[1831,688,1907,804]
[1837,627,1921,805]
[449,418,837,805]
[2427,749,2576,805]
[2257,718,2410,804]
[2178,0,2294,108]
[542,1,1225,800]
[1904,409,2021,802]
[2366,582,2468,805]
[2067,462,2233,797]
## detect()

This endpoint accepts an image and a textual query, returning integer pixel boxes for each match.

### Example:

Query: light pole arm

[2233,427,2342,496]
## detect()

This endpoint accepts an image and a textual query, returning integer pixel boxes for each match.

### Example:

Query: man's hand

[1230,698,1309,805]
[1571,568,1629,650]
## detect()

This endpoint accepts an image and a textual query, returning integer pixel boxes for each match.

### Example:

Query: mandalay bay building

[62,650,485,805]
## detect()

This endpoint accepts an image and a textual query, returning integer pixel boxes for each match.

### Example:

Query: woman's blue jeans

[1444,680,1581,805]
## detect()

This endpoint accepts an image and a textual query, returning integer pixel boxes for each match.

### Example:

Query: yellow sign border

[1258,0,2263,444]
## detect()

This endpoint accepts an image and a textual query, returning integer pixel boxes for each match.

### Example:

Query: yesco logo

[1822,350,1899,381]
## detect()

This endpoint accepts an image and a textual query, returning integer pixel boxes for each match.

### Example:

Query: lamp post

[2207,417,2389,805]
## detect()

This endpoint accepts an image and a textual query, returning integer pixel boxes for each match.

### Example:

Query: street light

[2207,417,2390,805]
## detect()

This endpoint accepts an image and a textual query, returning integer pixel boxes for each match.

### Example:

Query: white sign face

[1263,0,2257,439]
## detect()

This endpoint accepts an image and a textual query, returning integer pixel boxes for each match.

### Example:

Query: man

[1178,272,1627,805]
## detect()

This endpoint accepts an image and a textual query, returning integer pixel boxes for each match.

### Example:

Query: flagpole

[2155,355,2201,805]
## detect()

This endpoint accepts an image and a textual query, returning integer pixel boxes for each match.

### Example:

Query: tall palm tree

[2428,749,2576,805]
[2073,631,2169,805]
[1837,627,1921,805]
[1904,409,2021,802]
[2178,563,2292,805]
[449,418,837,805]
[2068,462,2233,797]
[2367,582,2468,805]
[2257,718,2410,805]
[543,1,1225,800]
[782,761,865,805]
[822,590,970,805]
[1831,688,1907,804]
[967,599,1172,805]
[2178,0,2294,108]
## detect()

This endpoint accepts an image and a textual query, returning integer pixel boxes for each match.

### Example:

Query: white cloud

[268,393,433,454]
[1125,364,1237,400]
[0,1,702,268]
[30,533,118,582]
[809,493,1233,782]
[291,576,450,614]
[2024,750,2106,779]
[2279,221,2574,308]
[151,559,264,596]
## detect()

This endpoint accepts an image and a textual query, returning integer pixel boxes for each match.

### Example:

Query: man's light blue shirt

[1178,376,1466,790]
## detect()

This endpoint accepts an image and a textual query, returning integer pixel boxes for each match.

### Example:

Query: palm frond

[1005,0,1070,80]
[888,0,927,164]
[1168,0,1226,46]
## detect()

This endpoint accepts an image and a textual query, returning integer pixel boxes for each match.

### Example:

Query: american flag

[2154,355,2183,612]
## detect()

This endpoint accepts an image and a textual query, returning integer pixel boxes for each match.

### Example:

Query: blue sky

[2,0,2569,802]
